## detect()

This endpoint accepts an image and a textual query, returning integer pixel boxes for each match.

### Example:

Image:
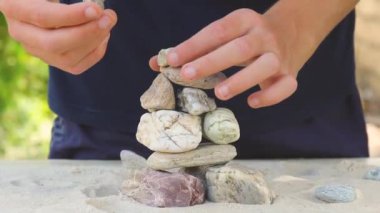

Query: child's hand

[0,0,117,74]
[151,9,298,108]
[150,0,358,108]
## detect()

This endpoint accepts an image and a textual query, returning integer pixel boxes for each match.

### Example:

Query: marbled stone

[180,166,210,187]
[83,0,104,9]
[206,164,275,204]
[121,169,205,207]
[140,74,175,112]
[314,184,357,203]
[157,48,172,67]
[364,167,380,181]
[203,108,240,144]
[160,66,227,90]
[147,143,237,170]
[136,110,202,153]
[178,88,216,115]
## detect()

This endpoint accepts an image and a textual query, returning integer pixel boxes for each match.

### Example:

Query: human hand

[150,8,301,109]
[0,0,117,74]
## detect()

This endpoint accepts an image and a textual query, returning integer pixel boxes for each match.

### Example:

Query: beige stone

[140,74,175,112]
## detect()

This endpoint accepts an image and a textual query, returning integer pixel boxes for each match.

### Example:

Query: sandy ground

[0,159,379,213]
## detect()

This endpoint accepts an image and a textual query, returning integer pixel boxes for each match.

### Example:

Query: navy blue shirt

[49,0,368,158]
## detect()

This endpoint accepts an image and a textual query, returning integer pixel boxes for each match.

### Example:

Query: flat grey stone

[206,163,275,204]
[83,0,104,9]
[203,108,240,144]
[178,88,216,115]
[140,74,175,112]
[314,184,357,203]
[147,143,237,170]
[160,66,227,90]
[136,110,202,153]
[364,167,380,181]
[121,169,205,207]
[120,150,147,170]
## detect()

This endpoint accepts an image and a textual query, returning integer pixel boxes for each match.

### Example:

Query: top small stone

[157,48,172,67]
[83,0,105,9]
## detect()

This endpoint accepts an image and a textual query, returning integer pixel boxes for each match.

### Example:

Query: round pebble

[364,167,380,181]
[314,184,357,203]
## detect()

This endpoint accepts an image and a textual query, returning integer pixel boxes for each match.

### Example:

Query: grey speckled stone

[83,0,105,9]
[160,66,227,90]
[364,167,380,181]
[147,143,237,170]
[121,169,205,207]
[314,184,357,203]
[178,88,216,115]
[206,164,275,204]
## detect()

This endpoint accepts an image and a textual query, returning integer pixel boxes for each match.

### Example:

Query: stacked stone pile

[137,48,240,168]
[120,49,275,207]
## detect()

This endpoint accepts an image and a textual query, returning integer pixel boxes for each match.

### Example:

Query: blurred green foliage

[0,14,54,159]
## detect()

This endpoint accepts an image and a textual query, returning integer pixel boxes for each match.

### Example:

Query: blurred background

[0,1,379,159]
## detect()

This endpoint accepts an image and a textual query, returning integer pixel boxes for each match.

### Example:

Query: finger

[149,56,160,72]
[4,0,102,28]
[67,34,110,74]
[168,9,257,67]
[63,33,111,67]
[247,75,298,108]
[22,34,111,74]
[215,52,280,100]
[180,33,263,80]
[8,10,117,53]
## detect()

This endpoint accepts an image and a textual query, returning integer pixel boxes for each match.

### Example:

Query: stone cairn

[120,48,275,207]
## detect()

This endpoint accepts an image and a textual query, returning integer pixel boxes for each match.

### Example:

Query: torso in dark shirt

[49,0,368,158]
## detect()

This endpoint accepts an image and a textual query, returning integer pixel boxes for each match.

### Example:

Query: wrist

[263,0,359,72]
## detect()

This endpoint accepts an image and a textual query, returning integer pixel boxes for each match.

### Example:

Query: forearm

[264,0,359,71]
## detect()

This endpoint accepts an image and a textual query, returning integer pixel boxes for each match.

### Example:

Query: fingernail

[182,66,197,79]
[249,98,260,108]
[98,16,110,29]
[168,51,179,65]
[218,84,230,99]
[85,7,98,19]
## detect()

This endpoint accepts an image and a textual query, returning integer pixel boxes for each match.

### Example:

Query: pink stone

[122,169,205,207]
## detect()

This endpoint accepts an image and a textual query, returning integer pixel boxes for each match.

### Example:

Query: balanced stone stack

[121,48,275,207]
[137,48,240,170]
